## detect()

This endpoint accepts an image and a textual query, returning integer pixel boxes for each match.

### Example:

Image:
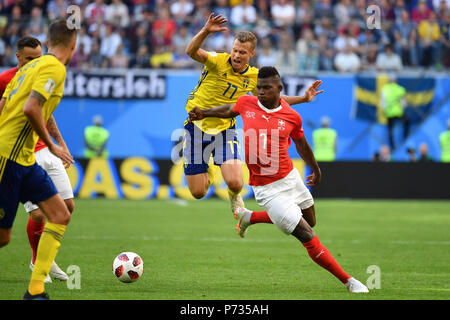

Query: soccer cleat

[30,260,52,283]
[345,277,369,293]
[49,261,69,281]
[234,207,252,238]
[23,290,50,300]
[228,192,245,213]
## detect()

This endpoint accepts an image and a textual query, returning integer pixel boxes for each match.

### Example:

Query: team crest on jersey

[246,111,255,119]
[278,119,286,130]
[243,77,250,89]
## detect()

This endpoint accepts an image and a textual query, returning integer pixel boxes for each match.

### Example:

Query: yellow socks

[28,222,66,295]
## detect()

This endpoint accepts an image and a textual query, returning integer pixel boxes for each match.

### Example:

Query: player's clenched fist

[188,107,205,121]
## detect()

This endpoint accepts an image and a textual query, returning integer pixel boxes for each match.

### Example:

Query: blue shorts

[182,120,240,175]
[0,157,57,229]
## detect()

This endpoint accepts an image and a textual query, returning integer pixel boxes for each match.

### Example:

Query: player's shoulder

[237,94,257,104]
[281,99,302,120]
[0,67,18,81]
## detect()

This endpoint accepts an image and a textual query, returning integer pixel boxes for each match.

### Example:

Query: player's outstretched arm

[185,13,228,63]
[23,90,74,165]
[281,80,324,106]
[293,136,321,187]
[188,104,238,121]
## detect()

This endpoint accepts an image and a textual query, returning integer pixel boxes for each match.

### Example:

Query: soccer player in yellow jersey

[184,13,323,212]
[0,19,77,300]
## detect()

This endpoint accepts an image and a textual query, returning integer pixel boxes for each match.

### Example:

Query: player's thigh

[185,172,210,198]
[263,195,303,235]
[0,159,24,232]
[37,194,71,226]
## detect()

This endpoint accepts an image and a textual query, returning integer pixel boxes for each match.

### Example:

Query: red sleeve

[0,68,18,97]
[290,113,304,140]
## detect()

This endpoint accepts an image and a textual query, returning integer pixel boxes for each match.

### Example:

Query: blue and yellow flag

[352,74,435,124]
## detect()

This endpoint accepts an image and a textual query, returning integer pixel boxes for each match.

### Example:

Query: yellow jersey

[186,52,258,134]
[0,54,66,166]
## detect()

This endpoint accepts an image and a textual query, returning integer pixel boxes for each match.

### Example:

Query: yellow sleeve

[31,62,65,100]
[432,25,441,40]
[2,79,14,100]
[204,52,228,72]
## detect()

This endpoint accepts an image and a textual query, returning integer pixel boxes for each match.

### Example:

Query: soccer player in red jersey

[0,36,73,282]
[189,66,369,293]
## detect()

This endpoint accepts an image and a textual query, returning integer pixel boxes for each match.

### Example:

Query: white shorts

[23,147,74,213]
[252,168,314,234]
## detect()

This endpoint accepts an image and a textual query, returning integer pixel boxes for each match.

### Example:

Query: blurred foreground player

[0,36,73,283]
[189,66,369,293]
[0,19,77,299]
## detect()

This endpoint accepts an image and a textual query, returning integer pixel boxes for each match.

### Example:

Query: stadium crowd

[0,0,449,72]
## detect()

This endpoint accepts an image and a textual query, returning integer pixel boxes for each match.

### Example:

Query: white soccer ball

[113,252,144,283]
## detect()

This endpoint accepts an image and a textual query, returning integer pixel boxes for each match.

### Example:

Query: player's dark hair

[258,66,280,80]
[16,36,41,51]
[48,19,77,47]
[235,31,257,50]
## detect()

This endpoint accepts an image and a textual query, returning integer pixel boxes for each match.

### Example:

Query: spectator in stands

[76,25,93,57]
[46,0,68,20]
[376,44,403,72]
[208,27,234,53]
[230,0,257,29]
[212,0,231,19]
[253,18,271,40]
[106,0,130,28]
[111,43,129,69]
[100,24,122,67]
[132,0,153,23]
[150,44,174,69]
[393,10,419,67]
[334,29,358,53]
[441,10,450,68]
[275,32,297,74]
[173,23,193,55]
[314,0,334,20]
[418,142,434,161]
[170,0,194,24]
[271,0,296,29]
[88,40,104,69]
[27,6,46,32]
[334,42,361,72]
[412,0,432,23]
[152,6,177,47]
[129,23,151,56]
[131,44,151,68]
[69,43,89,70]
[256,36,278,68]
[393,0,409,24]
[296,0,314,22]
[296,28,319,73]
[439,119,450,162]
[85,0,108,25]
[361,43,378,71]
[334,0,356,28]
[417,11,442,68]
[407,147,417,162]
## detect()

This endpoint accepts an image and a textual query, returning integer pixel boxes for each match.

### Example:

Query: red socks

[26,217,45,264]
[302,235,351,284]
[250,211,273,224]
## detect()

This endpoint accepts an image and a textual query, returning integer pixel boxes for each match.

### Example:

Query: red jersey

[233,95,304,186]
[0,67,47,152]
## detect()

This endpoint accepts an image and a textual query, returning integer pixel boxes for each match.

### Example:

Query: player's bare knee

[30,209,46,223]
[291,219,315,243]
[226,179,242,194]
[191,189,207,199]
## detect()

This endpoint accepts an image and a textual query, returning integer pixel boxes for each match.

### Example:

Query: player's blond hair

[234,31,257,50]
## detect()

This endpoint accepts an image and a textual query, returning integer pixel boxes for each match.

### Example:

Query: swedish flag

[352,74,435,124]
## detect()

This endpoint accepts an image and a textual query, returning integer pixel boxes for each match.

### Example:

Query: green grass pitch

[0,198,449,300]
